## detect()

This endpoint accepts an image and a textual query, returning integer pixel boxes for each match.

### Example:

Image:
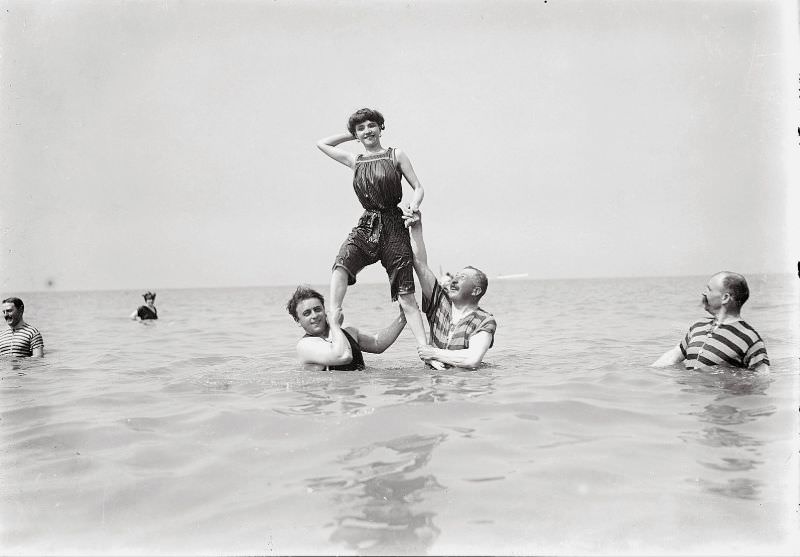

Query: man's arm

[30,332,44,358]
[651,345,685,367]
[418,331,493,370]
[750,362,770,373]
[395,148,424,212]
[296,336,352,369]
[355,308,407,354]
[746,342,770,373]
[296,310,352,368]
[316,132,357,168]
[406,213,438,300]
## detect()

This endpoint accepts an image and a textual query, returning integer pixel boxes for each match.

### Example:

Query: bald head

[715,271,749,310]
[464,266,488,301]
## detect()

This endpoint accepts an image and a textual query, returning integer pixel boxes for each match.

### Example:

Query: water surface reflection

[272,369,496,417]
[676,368,775,501]
[307,433,446,555]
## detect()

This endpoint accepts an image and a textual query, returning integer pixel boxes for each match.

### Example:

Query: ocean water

[1,274,797,556]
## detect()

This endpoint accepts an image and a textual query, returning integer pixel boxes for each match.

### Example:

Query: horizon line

[4,270,795,296]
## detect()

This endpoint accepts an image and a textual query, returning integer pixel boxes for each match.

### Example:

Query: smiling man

[404,212,497,370]
[652,272,769,372]
[287,286,408,371]
[1,297,44,358]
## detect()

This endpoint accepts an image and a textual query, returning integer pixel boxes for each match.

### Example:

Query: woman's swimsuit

[332,147,415,301]
[137,305,158,320]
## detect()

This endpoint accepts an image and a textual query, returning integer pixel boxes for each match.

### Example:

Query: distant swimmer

[1,297,44,358]
[402,211,497,370]
[287,285,407,371]
[652,272,769,372]
[316,108,431,362]
[131,291,158,321]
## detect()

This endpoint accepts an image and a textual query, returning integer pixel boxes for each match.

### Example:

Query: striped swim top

[0,323,44,358]
[680,317,769,370]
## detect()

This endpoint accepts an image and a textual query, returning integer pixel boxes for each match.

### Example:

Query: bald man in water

[403,210,497,370]
[652,272,769,372]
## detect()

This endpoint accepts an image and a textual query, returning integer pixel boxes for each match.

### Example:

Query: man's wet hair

[2,297,24,312]
[465,267,488,300]
[286,286,325,321]
[347,108,385,137]
[720,272,749,309]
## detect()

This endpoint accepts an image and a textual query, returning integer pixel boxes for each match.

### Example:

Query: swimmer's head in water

[286,285,325,321]
[702,272,749,314]
[347,108,385,138]
[142,291,156,301]
[448,267,489,302]
[2,297,24,327]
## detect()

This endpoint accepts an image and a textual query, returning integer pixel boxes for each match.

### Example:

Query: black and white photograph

[2,0,798,554]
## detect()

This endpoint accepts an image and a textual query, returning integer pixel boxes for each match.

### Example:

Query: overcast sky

[2,0,797,293]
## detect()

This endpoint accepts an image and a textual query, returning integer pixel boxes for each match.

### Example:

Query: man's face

[295,297,327,336]
[448,268,479,302]
[2,302,22,328]
[701,274,728,315]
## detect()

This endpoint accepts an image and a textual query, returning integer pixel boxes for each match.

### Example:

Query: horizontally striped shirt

[680,318,768,370]
[422,281,496,351]
[0,324,44,358]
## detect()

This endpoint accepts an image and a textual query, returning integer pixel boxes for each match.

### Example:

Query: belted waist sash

[358,208,402,243]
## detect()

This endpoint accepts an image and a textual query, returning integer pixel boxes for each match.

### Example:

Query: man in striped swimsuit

[1,297,44,358]
[405,212,497,370]
[652,272,769,372]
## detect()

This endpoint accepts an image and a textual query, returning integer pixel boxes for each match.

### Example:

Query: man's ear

[472,286,483,298]
[721,292,732,305]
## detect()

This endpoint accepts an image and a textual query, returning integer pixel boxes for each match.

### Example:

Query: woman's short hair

[286,285,325,321]
[347,108,385,137]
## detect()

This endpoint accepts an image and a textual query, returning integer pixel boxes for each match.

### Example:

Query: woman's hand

[402,205,421,228]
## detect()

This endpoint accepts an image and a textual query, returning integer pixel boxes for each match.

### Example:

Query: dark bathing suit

[305,329,365,371]
[137,305,158,320]
[333,147,415,301]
